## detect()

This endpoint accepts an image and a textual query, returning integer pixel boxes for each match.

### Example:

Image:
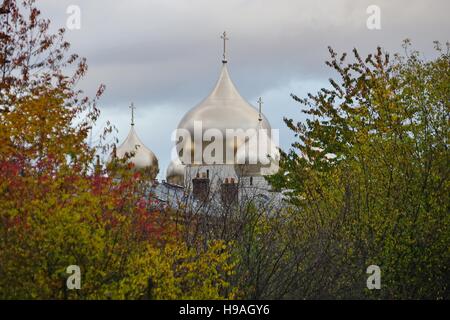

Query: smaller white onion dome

[115,126,159,179]
[235,129,280,177]
[166,157,185,186]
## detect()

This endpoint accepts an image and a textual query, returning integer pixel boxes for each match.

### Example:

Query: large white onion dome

[115,105,159,180]
[166,157,185,186]
[176,62,272,165]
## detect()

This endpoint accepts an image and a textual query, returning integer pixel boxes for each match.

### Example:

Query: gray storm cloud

[37,0,449,178]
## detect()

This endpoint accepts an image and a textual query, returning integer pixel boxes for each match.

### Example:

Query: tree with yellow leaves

[0,0,236,299]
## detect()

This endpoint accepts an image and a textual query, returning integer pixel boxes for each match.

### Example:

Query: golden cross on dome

[221,31,229,63]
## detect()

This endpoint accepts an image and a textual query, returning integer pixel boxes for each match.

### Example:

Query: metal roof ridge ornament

[220,31,229,64]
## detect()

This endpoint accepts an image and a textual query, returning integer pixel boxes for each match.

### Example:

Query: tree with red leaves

[0,0,235,299]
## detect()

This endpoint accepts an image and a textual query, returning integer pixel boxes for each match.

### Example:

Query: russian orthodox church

[114,32,282,208]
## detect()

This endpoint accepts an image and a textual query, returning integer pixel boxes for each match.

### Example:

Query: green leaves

[271,41,450,299]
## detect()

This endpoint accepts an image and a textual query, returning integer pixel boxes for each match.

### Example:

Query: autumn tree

[0,0,236,299]
[269,40,449,299]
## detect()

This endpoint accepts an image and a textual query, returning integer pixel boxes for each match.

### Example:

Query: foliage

[0,0,235,299]
[268,40,450,299]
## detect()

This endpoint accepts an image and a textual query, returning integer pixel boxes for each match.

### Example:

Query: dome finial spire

[129,102,136,126]
[257,97,263,122]
[220,31,229,64]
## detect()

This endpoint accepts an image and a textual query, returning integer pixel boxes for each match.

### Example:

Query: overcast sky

[38,0,449,179]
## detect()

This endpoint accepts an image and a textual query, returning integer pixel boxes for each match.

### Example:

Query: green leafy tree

[269,41,450,299]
